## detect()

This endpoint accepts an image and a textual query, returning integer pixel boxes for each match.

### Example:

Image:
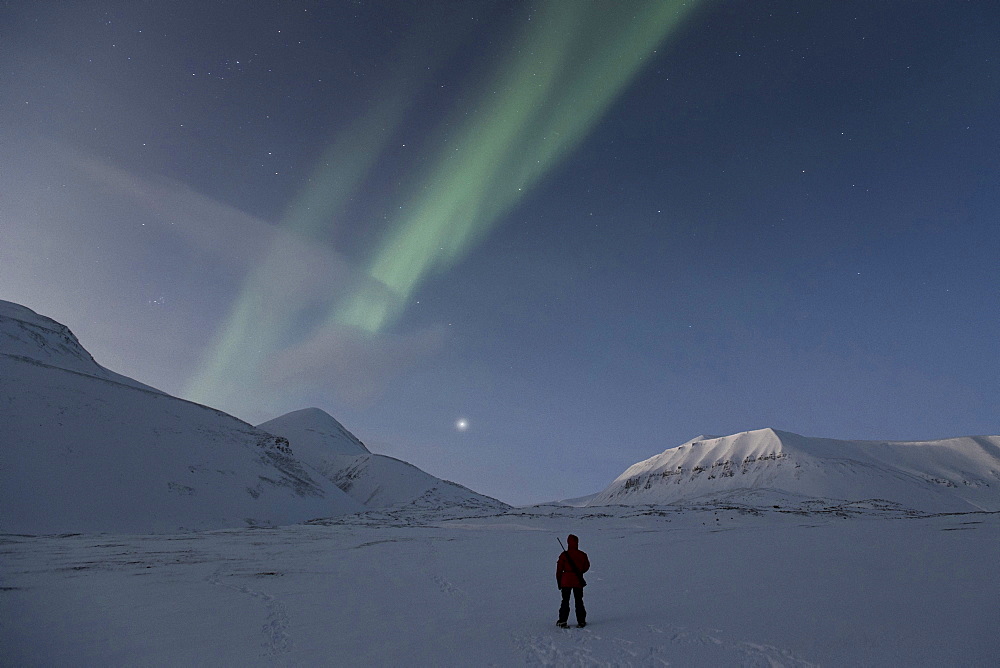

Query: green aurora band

[186,0,700,409]
[184,96,413,407]
[337,0,700,333]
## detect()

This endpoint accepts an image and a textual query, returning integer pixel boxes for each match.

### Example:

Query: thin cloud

[0,140,449,421]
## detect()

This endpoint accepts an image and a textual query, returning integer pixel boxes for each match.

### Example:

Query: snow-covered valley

[3,299,999,666]
[3,504,998,666]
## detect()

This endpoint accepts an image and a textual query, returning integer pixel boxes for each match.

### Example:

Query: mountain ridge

[590,427,1000,511]
[258,407,370,457]
[0,299,162,394]
[1,301,362,534]
[258,407,509,511]
[2,300,504,533]
[6,299,996,528]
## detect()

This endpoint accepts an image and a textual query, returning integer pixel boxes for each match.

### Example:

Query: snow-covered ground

[3,503,997,666]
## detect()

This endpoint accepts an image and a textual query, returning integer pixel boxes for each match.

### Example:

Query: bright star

[455,418,469,431]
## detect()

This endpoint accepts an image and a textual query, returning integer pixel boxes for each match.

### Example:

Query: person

[556,534,590,628]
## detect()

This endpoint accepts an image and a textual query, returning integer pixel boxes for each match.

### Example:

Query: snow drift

[0,300,361,534]
[591,428,1000,511]
[258,408,508,511]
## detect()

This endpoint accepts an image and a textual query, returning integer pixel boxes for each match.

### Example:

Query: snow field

[3,505,998,666]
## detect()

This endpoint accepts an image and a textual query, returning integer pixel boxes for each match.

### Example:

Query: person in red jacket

[556,534,590,628]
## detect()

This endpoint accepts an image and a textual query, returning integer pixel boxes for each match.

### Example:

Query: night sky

[3,1,998,505]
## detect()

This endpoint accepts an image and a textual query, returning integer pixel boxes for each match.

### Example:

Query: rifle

[556,537,586,587]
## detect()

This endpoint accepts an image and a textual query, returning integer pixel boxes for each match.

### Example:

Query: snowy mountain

[590,428,1000,511]
[0,299,159,393]
[0,300,361,534]
[258,408,508,511]
[257,407,370,458]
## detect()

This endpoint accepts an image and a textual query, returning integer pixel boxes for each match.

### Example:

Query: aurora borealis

[3,1,998,504]
[336,1,700,333]
[187,0,700,409]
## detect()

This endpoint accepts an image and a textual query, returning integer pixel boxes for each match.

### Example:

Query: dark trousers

[558,587,586,625]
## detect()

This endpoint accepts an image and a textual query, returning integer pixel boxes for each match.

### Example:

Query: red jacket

[556,535,590,588]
